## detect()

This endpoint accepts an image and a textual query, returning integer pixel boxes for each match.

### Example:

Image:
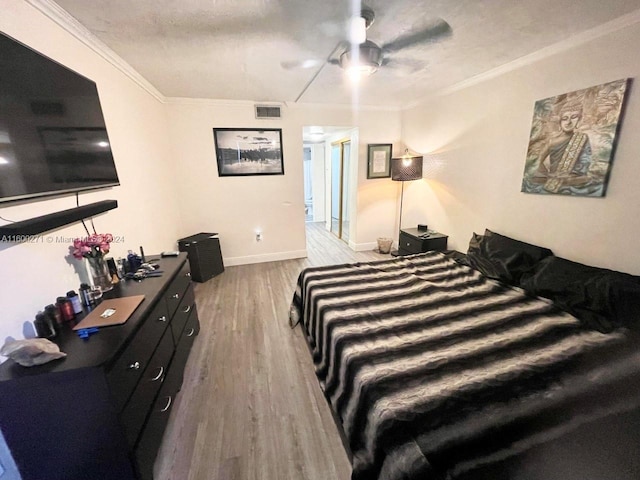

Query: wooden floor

[156,223,387,480]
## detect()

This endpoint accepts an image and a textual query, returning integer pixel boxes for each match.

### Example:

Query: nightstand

[396,228,448,256]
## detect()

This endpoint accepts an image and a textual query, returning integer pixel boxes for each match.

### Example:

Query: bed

[290,230,640,480]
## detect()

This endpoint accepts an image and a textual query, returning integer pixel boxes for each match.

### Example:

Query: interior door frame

[330,137,350,241]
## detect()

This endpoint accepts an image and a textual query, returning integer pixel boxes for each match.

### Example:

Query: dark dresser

[0,254,200,480]
[397,228,448,256]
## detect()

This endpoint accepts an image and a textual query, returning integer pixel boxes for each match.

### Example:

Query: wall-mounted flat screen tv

[0,32,120,204]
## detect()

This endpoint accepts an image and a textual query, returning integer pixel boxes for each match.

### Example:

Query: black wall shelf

[0,200,118,237]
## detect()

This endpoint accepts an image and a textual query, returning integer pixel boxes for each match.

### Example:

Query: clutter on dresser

[34,284,104,339]
[0,338,66,367]
[124,262,163,281]
[72,295,145,330]
[71,234,116,293]
[66,290,83,314]
[34,313,56,339]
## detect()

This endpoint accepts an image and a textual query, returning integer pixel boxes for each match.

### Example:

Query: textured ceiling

[53,0,640,107]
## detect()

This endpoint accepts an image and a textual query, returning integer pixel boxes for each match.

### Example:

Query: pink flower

[70,233,114,259]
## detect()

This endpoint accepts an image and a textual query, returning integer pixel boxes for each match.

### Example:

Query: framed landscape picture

[213,128,284,176]
[367,143,392,179]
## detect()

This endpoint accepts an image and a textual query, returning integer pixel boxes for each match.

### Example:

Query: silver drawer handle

[150,366,164,382]
[182,305,191,314]
[172,293,180,299]
[159,396,172,412]
[185,272,191,278]
[157,315,167,322]
[406,242,410,246]
[186,328,195,337]
[128,361,141,370]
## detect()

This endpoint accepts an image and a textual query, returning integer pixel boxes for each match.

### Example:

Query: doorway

[302,125,357,250]
[330,139,350,242]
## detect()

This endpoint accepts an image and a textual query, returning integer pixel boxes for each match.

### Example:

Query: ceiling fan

[284,4,452,100]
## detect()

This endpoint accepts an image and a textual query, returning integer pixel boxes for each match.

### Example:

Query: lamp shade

[391,155,423,181]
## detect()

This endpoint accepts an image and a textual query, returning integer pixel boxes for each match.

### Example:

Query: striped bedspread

[290,252,640,480]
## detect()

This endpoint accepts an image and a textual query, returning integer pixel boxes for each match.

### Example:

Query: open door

[330,139,350,242]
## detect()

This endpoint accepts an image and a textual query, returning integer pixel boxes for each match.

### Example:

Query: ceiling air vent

[255,105,281,119]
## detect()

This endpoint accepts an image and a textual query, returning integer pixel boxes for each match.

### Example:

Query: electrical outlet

[256,232,262,242]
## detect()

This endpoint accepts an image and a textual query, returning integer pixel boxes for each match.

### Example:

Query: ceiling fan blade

[381,18,451,53]
[383,57,428,75]
[282,40,347,71]
[280,59,324,70]
[294,41,346,103]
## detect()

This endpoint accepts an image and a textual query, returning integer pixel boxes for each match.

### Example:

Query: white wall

[0,1,181,344]
[402,20,640,274]
[166,100,402,264]
[310,143,325,223]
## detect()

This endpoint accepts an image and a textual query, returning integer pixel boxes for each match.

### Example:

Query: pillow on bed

[520,256,640,332]
[466,229,553,285]
[466,233,503,280]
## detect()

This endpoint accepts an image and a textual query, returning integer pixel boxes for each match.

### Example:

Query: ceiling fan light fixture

[339,41,382,78]
[346,64,377,82]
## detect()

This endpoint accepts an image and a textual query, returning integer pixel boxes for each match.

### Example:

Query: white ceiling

[52,0,640,107]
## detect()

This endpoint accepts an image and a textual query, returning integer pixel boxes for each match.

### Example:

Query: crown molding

[164,97,268,107]
[287,101,402,112]
[164,97,401,112]
[26,0,165,102]
[404,8,640,109]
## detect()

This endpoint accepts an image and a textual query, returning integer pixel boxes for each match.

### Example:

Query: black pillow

[466,233,503,280]
[520,256,640,332]
[466,229,553,285]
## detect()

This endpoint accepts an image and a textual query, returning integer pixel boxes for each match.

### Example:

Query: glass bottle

[66,290,83,314]
[44,304,63,329]
[34,312,56,338]
[56,297,75,322]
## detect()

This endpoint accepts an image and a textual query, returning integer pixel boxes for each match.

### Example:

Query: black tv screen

[0,32,119,204]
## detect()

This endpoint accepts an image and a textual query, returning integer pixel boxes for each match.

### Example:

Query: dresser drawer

[399,231,423,254]
[170,284,195,343]
[181,309,200,342]
[134,367,181,480]
[120,328,174,448]
[107,300,170,412]
[167,309,200,392]
[165,262,192,317]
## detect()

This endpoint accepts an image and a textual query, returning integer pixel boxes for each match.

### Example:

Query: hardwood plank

[155,223,389,479]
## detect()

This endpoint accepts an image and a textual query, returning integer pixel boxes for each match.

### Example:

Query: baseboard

[353,241,379,252]
[224,249,307,266]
